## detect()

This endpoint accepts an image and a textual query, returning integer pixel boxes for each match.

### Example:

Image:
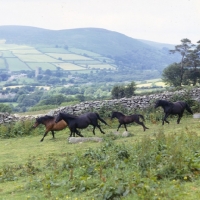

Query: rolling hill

[0,25,180,73]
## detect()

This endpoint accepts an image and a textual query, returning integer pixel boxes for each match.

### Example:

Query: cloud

[0,0,199,44]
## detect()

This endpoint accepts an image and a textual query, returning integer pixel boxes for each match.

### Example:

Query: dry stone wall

[0,88,200,123]
[50,88,200,116]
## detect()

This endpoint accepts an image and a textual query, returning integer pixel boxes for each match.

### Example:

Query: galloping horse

[154,100,193,125]
[55,112,108,137]
[111,111,149,131]
[33,115,68,142]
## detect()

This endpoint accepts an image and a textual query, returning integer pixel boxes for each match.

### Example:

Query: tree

[111,81,136,99]
[170,38,194,86]
[124,81,136,98]
[0,103,12,113]
[111,85,124,99]
[162,63,182,87]
[183,40,200,85]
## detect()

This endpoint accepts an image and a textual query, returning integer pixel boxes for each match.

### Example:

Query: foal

[111,111,149,131]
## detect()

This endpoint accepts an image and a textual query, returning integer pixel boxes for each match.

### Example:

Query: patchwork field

[55,63,87,70]
[0,44,117,72]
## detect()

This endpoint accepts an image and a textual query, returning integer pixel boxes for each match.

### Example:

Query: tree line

[162,38,200,87]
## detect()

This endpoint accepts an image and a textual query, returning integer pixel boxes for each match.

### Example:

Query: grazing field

[46,53,93,61]
[6,58,30,71]
[11,49,42,54]
[56,63,87,70]
[69,48,101,57]
[0,44,116,73]
[0,50,15,57]
[27,62,57,70]
[14,54,63,63]
[37,47,70,54]
[0,115,200,199]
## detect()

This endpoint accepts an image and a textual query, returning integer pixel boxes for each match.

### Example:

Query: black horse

[154,100,193,125]
[55,112,108,136]
[111,111,149,131]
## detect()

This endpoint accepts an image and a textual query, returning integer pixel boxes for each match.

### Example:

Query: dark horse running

[154,100,193,125]
[111,111,149,131]
[55,112,108,137]
[33,115,68,142]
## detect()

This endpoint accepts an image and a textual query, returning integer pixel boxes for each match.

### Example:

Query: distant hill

[0,25,180,72]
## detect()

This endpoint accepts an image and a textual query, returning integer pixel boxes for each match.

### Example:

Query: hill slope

[0,26,179,72]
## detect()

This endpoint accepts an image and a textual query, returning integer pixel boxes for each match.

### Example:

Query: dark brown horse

[154,100,193,125]
[111,111,149,131]
[33,115,68,142]
[55,112,108,137]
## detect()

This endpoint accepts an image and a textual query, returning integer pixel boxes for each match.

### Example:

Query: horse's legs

[51,130,55,139]
[177,114,183,124]
[75,129,84,137]
[96,124,105,134]
[124,124,128,131]
[163,113,170,125]
[136,121,149,131]
[40,131,49,142]
[117,123,122,131]
[92,126,96,135]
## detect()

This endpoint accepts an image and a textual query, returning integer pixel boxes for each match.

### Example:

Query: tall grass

[0,117,200,199]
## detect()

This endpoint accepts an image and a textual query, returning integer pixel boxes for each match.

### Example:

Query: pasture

[0,115,200,199]
[0,44,117,73]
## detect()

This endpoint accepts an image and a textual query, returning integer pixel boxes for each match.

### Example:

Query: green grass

[6,58,30,71]
[56,63,87,70]
[27,62,57,70]
[0,50,15,57]
[69,48,101,57]
[46,53,93,61]
[14,54,62,63]
[38,47,70,53]
[0,116,200,199]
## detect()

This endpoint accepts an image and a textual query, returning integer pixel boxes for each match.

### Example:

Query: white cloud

[0,0,199,44]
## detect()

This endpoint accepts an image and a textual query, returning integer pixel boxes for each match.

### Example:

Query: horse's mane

[61,112,77,119]
[113,111,125,116]
[37,115,55,122]
[157,100,173,106]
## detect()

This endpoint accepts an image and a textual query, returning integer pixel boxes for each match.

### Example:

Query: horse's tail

[96,113,108,125]
[185,103,193,115]
[138,114,145,121]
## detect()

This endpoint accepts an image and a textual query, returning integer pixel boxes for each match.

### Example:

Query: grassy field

[0,115,200,199]
[6,58,30,71]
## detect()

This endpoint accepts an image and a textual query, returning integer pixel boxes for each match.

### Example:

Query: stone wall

[0,88,200,123]
[50,88,200,116]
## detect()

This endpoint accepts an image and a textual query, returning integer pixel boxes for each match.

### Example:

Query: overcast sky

[0,0,199,44]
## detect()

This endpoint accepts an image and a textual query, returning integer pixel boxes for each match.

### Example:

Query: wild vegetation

[0,111,200,199]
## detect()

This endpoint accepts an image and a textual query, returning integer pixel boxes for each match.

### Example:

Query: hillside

[0,26,180,72]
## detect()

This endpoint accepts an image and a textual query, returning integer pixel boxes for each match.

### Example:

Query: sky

[0,0,199,44]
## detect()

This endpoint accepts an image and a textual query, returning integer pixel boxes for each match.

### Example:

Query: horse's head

[32,117,40,128]
[154,100,161,108]
[55,113,63,123]
[110,112,116,120]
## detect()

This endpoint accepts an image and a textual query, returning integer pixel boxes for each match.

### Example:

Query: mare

[33,115,68,142]
[154,100,193,125]
[111,111,149,131]
[55,112,108,136]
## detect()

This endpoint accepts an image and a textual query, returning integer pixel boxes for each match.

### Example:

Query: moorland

[0,114,200,199]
